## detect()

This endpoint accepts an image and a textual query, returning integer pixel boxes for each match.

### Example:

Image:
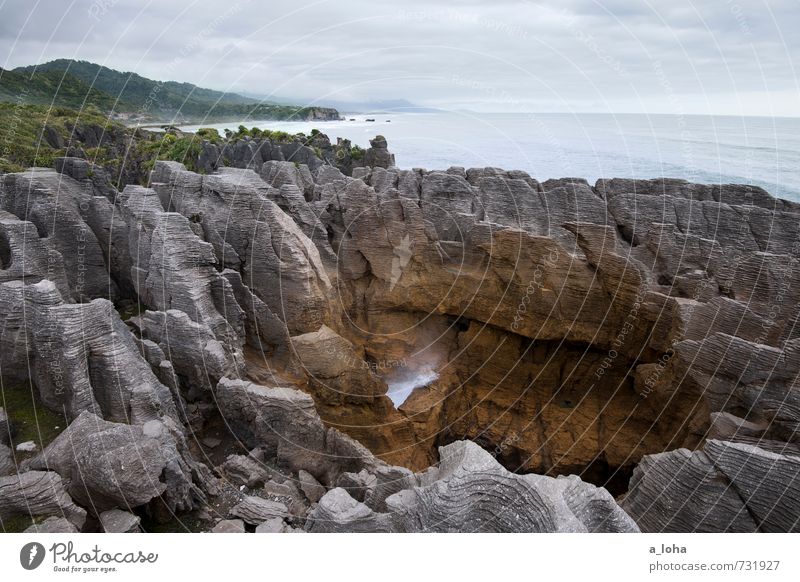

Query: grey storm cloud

[1,0,798,115]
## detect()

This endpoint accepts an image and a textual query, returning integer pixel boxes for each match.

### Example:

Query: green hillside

[15,59,258,113]
[0,67,127,111]
[9,60,339,122]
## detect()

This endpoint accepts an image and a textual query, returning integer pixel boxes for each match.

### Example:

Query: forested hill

[2,60,339,123]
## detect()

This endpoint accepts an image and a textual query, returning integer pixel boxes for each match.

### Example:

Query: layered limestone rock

[214,378,380,485]
[1,134,799,533]
[306,441,639,533]
[28,411,205,515]
[21,280,176,423]
[622,437,800,532]
[1,168,118,300]
[150,163,333,336]
[0,471,87,528]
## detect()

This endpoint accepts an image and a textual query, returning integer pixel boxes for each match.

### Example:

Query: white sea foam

[386,370,439,407]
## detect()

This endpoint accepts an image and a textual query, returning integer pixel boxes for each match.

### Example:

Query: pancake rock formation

[0,133,799,532]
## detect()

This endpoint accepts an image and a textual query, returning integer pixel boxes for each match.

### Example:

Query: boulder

[307,441,638,533]
[1,169,117,300]
[0,471,86,528]
[229,496,289,525]
[219,454,270,488]
[622,439,800,532]
[24,516,79,533]
[0,444,13,476]
[297,470,326,504]
[211,519,245,533]
[214,378,379,484]
[100,509,141,533]
[255,517,289,533]
[28,411,201,514]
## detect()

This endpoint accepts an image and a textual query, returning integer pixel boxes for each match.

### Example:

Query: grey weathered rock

[220,269,294,361]
[219,454,270,488]
[1,169,117,300]
[15,441,37,453]
[305,487,391,533]
[0,210,71,299]
[621,447,758,533]
[24,516,79,533]
[254,517,289,533]
[0,470,86,528]
[704,440,800,532]
[211,519,245,533]
[297,470,326,504]
[262,478,308,516]
[28,411,201,514]
[23,281,177,423]
[230,496,289,525]
[214,378,378,485]
[335,469,377,503]
[362,135,395,169]
[100,509,141,533]
[150,163,333,335]
[0,408,9,445]
[0,443,15,476]
[622,438,800,533]
[120,184,245,349]
[132,309,244,397]
[307,441,638,533]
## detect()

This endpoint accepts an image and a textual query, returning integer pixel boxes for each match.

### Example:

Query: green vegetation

[5,60,340,123]
[0,101,117,170]
[1,514,38,533]
[350,144,365,160]
[0,67,127,111]
[0,105,363,186]
[1,381,67,457]
[139,131,205,173]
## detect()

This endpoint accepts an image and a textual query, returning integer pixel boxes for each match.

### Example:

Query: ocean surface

[182,112,800,202]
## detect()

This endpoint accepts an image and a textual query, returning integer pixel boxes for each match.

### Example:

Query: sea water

[182,111,800,201]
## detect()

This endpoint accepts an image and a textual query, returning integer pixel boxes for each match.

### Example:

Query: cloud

[1,0,798,115]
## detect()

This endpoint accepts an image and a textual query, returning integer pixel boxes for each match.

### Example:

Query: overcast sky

[1,0,798,116]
